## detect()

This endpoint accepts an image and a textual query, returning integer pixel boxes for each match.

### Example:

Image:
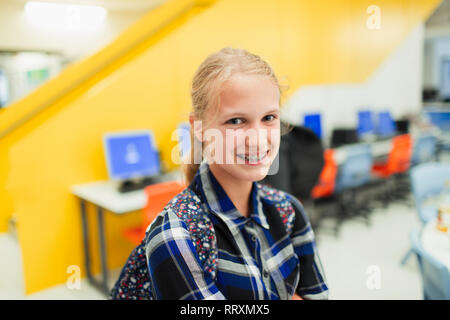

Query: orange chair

[123,180,186,244]
[311,149,338,199]
[372,134,413,179]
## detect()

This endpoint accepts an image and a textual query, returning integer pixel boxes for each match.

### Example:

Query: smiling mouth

[236,150,269,163]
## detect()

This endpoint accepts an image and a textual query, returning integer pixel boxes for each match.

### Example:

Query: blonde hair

[183,46,289,185]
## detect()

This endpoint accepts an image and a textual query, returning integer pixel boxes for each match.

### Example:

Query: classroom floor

[0,195,424,300]
[315,200,423,300]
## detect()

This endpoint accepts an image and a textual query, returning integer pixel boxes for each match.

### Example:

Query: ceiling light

[24,1,107,31]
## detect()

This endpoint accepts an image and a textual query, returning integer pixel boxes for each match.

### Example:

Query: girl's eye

[263,114,277,122]
[226,118,244,125]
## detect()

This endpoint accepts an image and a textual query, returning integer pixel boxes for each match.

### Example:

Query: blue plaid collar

[192,160,270,235]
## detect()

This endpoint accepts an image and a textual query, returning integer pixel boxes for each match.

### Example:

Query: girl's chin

[231,164,271,181]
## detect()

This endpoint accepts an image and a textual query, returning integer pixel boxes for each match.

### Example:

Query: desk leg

[97,206,109,295]
[79,199,93,283]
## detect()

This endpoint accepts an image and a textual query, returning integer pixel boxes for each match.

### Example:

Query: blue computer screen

[377,111,395,137]
[357,111,374,137]
[0,69,8,107]
[304,113,322,139]
[177,123,191,159]
[425,110,450,131]
[103,131,160,180]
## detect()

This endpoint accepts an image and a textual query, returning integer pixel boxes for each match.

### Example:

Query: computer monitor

[103,130,160,181]
[0,69,8,107]
[376,111,395,137]
[425,110,450,131]
[357,111,374,137]
[395,119,410,134]
[330,128,359,148]
[441,58,450,101]
[177,123,191,159]
[303,113,322,139]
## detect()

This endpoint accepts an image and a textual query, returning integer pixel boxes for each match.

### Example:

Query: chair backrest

[335,144,373,191]
[411,134,437,166]
[409,229,450,300]
[143,181,186,227]
[311,149,338,199]
[386,134,413,174]
[410,162,450,224]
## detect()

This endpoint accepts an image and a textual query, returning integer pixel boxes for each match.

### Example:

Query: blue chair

[410,162,450,225]
[409,229,450,300]
[411,134,437,167]
[335,144,373,192]
[401,162,450,265]
[334,144,373,234]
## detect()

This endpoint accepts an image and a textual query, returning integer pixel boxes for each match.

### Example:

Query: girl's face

[200,73,281,182]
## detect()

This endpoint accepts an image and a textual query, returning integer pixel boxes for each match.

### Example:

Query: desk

[71,170,183,296]
[333,138,393,164]
[421,219,450,271]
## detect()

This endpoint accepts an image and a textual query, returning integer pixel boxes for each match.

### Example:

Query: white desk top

[332,131,430,165]
[421,219,450,271]
[333,139,392,164]
[71,170,183,214]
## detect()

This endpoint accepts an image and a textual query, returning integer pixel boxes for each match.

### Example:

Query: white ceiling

[7,0,166,12]
[427,0,450,27]
[426,0,450,38]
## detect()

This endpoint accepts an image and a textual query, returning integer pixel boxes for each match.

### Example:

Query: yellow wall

[0,0,440,294]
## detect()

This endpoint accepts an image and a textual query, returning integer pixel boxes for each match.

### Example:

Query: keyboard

[118,176,161,193]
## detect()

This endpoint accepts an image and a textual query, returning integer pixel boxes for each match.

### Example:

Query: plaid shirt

[144,161,328,300]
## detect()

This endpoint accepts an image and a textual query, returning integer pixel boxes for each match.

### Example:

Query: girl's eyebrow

[264,108,280,115]
[222,112,247,118]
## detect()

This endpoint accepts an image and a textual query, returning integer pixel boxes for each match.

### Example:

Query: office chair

[334,144,373,236]
[309,149,338,233]
[372,134,413,178]
[409,229,450,299]
[311,149,337,200]
[410,162,450,225]
[411,134,437,167]
[372,134,413,204]
[400,162,450,265]
[312,149,338,234]
[122,181,186,244]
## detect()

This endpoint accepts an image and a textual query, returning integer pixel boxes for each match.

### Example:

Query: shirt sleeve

[286,194,329,300]
[144,209,226,300]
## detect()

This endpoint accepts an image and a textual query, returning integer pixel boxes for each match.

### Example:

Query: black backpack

[263,125,324,202]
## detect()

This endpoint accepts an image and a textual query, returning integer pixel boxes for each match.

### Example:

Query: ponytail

[182,124,202,185]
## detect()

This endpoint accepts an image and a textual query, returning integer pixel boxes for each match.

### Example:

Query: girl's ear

[189,112,203,143]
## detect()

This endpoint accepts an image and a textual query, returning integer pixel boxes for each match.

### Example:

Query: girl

[112,47,328,300]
